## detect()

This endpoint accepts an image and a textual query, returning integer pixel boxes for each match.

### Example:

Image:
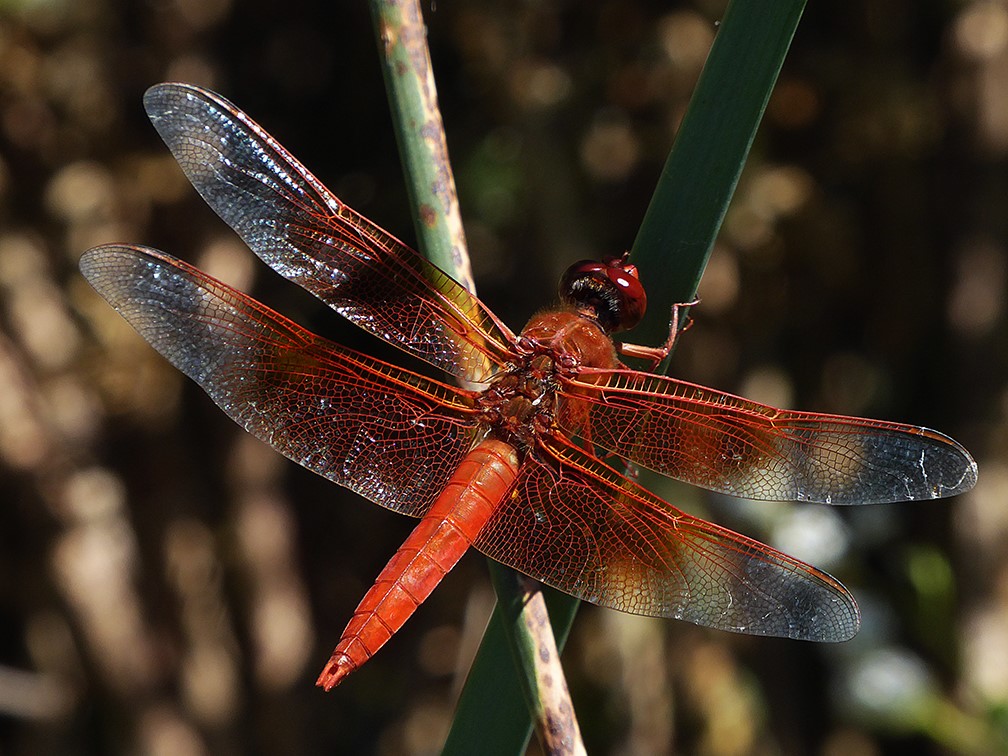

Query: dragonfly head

[559,253,647,333]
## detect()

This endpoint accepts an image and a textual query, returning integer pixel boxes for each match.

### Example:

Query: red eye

[559,255,647,332]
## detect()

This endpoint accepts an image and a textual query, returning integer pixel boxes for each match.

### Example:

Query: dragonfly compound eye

[559,256,648,332]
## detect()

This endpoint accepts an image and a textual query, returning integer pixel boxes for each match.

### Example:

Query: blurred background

[0,0,1005,753]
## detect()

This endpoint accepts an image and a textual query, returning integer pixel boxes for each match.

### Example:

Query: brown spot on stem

[379,22,396,54]
[419,203,437,228]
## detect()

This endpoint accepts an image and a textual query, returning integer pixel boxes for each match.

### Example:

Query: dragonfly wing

[141,82,516,383]
[560,368,977,504]
[473,435,860,641]
[80,244,483,517]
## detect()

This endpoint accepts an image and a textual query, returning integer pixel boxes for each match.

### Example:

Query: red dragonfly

[81,83,977,691]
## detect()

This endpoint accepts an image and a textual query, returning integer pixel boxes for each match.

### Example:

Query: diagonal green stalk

[448,567,583,754]
[629,0,808,367]
[370,0,475,292]
[447,0,807,752]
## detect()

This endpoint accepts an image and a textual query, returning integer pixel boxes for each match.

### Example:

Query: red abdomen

[316,438,520,689]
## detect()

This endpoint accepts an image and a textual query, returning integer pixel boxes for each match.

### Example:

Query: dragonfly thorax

[517,309,620,372]
[477,307,622,450]
[478,354,558,450]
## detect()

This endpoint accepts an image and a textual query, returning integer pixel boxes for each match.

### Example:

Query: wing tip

[79,243,135,287]
[143,82,181,118]
[919,427,978,500]
[784,571,861,643]
[79,244,179,297]
[689,589,861,643]
[143,81,201,114]
[815,425,978,505]
[807,601,861,643]
[950,449,979,498]
[143,82,235,129]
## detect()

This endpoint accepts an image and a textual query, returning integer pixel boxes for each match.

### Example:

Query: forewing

[473,435,860,641]
[141,82,516,383]
[560,368,977,504]
[80,244,483,517]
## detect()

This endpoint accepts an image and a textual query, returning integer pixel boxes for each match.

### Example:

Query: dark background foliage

[0,1,1005,753]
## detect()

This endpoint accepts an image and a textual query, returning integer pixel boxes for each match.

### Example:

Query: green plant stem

[629,0,807,369]
[370,0,474,291]
[369,1,581,752]
[444,568,583,755]
[450,0,809,751]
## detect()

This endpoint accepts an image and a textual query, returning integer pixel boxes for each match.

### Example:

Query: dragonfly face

[80,83,977,688]
[559,254,648,333]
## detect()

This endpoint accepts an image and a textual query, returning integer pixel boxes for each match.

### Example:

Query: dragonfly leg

[617,297,700,370]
